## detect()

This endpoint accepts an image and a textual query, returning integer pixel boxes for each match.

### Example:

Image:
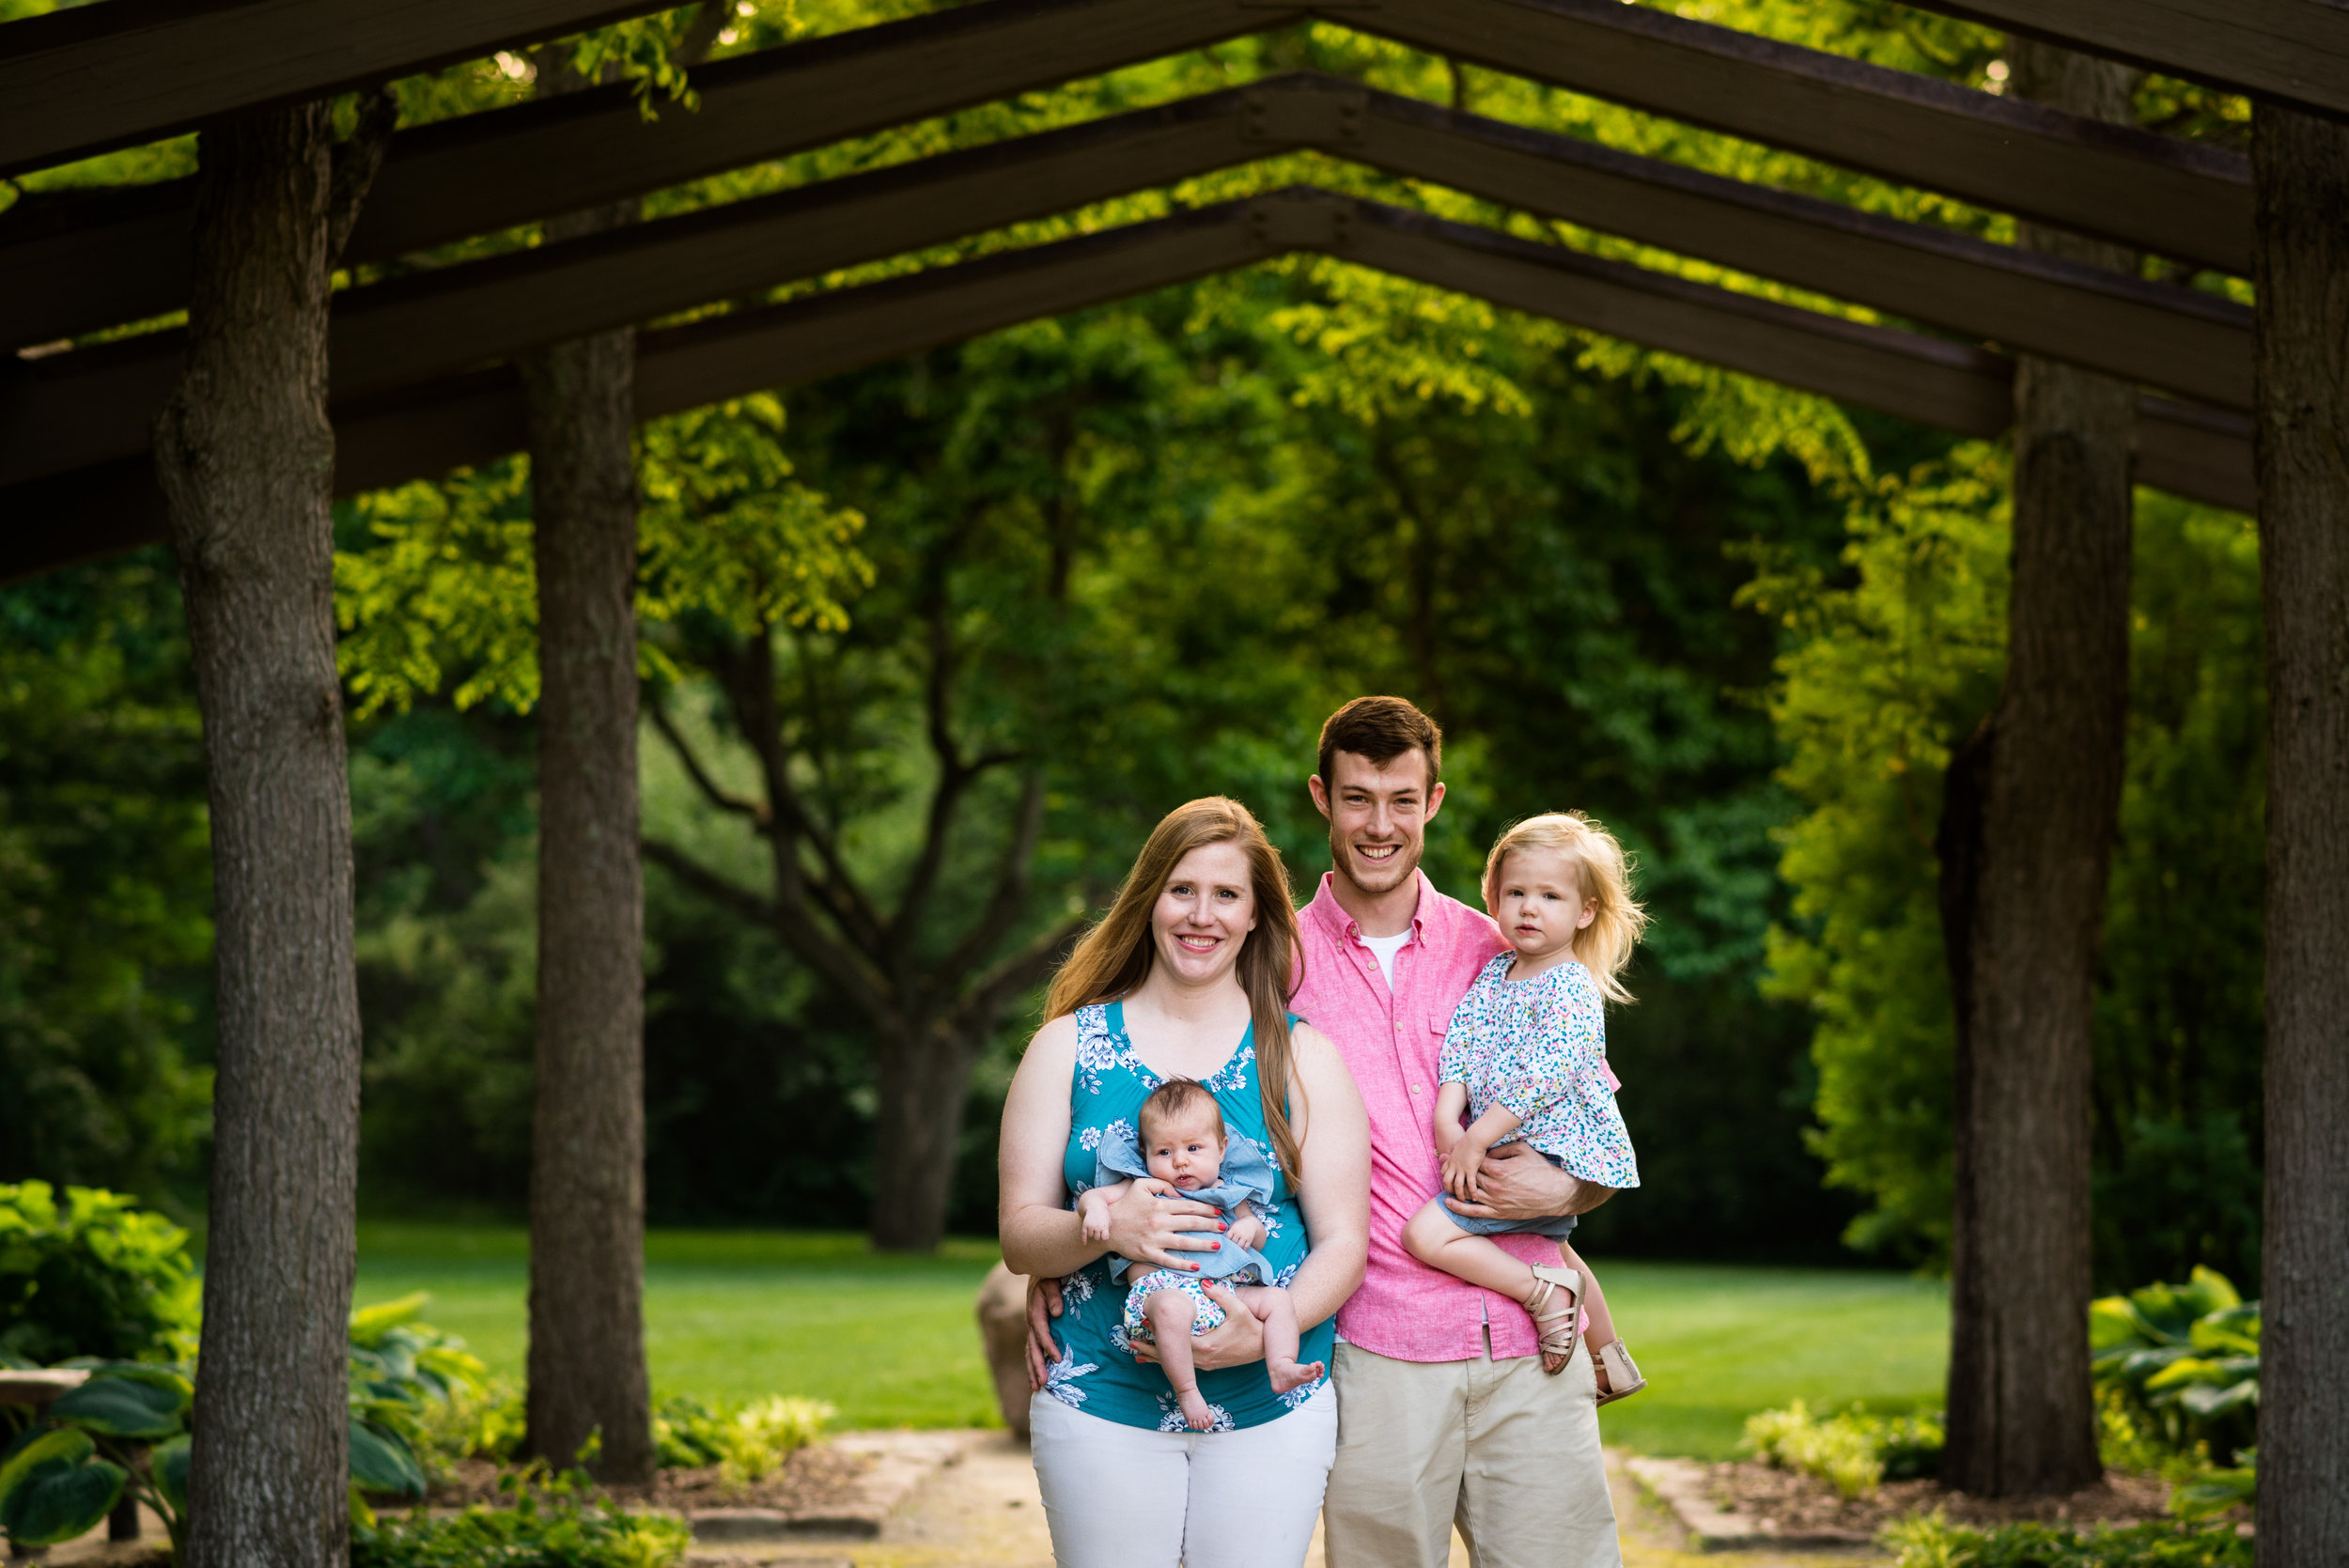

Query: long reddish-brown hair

[1045,798,1307,1184]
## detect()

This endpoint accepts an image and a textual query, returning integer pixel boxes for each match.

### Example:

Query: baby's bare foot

[1178,1389,1215,1431]
[1268,1358,1325,1395]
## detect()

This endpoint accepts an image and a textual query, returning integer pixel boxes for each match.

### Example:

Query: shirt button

[1410,1086,1423,1095]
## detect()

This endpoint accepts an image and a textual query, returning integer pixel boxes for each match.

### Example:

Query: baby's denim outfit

[1096,1129,1277,1342]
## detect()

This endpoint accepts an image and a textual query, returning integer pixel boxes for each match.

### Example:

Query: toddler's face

[1141,1108,1226,1190]
[1493,846,1596,962]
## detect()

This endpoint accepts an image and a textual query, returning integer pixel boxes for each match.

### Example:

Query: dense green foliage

[352,1475,690,1568]
[0,0,2267,1275]
[1744,1399,1945,1498]
[1755,458,2267,1283]
[1884,1517,2251,1568]
[0,562,212,1210]
[0,1183,198,1366]
[2092,1267,2259,1470]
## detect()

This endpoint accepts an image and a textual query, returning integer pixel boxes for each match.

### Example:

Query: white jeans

[1029,1384,1338,1568]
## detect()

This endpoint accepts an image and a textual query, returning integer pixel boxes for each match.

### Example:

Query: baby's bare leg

[1143,1290,1215,1431]
[1234,1285,1323,1394]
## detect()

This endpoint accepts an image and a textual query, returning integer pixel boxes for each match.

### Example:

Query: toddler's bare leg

[1560,1241,1624,1391]
[1402,1198,1538,1301]
[1143,1290,1214,1431]
[1235,1285,1323,1394]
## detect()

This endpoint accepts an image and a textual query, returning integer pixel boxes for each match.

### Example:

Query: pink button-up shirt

[1291,870,1558,1363]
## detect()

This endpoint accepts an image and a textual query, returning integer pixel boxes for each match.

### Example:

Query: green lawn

[352,1226,1947,1457]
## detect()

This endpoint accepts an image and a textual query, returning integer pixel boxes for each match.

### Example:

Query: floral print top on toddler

[1439,955,1640,1190]
[1041,1001,1333,1434]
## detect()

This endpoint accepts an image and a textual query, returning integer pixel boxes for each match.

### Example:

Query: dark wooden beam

[1902,0,2349,120]
[1351,0,2253,272]
[0,0,1295,349]
[0,0,674,179]
[0,75,2257,495]
[0,190,2253,583]
[1352,83,2251,407]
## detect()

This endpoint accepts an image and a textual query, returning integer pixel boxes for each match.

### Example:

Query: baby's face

[1141,1109,1226,1190]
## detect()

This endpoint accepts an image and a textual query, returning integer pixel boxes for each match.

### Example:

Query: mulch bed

[1707,1459,2186,1536]
[427,1444,878,1514]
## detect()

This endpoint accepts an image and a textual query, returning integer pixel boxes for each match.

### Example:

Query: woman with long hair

[999,797,1369,1568]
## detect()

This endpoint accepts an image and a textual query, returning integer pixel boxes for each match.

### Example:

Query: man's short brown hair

[1317,696,1442,793]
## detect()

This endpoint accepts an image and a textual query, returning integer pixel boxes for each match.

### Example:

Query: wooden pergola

[1,0,2341,1560]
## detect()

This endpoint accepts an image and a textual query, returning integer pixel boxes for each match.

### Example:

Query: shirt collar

[1307,869,1433,946]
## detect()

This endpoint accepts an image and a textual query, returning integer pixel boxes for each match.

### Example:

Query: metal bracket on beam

[1243,84,1368,146]
[1249,192,1355,252]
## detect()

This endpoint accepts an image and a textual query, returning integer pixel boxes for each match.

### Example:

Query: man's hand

[1129,1282,1266,1372]
[1448,1141,1613,1222]
[1024,1275,1065,1390]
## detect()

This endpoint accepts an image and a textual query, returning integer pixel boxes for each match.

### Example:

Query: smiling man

[1294,696,1620,1568]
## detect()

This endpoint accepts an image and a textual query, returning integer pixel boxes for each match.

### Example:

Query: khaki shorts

[1321,1334,1621,1568]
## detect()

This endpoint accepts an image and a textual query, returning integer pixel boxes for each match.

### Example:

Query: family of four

[999,695,1648,1568]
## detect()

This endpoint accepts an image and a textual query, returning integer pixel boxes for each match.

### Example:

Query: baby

[1078,1078,1323,1430]
[1402,811,1649,1402]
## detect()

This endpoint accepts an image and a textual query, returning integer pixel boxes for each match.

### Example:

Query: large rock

[974,1263,1034,1441]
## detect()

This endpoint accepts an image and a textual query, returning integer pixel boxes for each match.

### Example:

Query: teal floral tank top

[1039,1001,1334,1432]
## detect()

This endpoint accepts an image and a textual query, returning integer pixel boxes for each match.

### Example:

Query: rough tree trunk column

[519,194,654,1482]
[2250,104,2349,1568]
[151,103,362,1568]
[1937,40,2136,1500]
[870,1028,974,1253]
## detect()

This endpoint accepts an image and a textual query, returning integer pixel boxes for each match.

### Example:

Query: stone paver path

[686,1434,1889,1568]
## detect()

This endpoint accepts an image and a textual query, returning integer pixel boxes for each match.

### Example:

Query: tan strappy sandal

[1524,1265,1582,1376]
[1593,1339,1647,1405]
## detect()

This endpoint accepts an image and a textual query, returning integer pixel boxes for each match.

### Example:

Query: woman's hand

[1101,1178,1228,1272]
[1129,1282,1266,1372]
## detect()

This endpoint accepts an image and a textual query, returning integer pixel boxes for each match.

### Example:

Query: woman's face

[1151,840,1258,988]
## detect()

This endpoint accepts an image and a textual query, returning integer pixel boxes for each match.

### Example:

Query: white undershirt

[1359,928,1411,988]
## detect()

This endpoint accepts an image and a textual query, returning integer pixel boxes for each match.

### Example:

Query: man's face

[1310,748,1445,899]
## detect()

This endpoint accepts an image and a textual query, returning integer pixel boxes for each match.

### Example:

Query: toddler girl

[1078,1078,1324,1430]
[1402,811,1649,1402]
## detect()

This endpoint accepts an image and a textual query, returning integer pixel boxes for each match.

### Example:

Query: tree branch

[935,772,1049,988]
[646,693,769,825]
[893,530,979,943]
[643,835,897,1031]
[327,88,398,265]
[949,913,1090,1040]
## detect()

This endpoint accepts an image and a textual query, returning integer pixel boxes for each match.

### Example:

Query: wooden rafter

[0,0,1292,350]
[0,189,2255,586]
[0,75,2255,495]
[0,0,2261,354]
[0,0,674,179]
[1353,0,2252,271]
[1904,0,2349,120]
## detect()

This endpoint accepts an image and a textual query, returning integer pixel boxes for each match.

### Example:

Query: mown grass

[353,1226,1947,1455]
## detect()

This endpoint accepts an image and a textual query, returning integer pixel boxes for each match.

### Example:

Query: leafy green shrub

[0,1183,199,1366]
[650,1393,831,1484]
[352,1471,690,1568]
[1882,1514,2250,1568]
[2092,1267,2257,1467]
[1743,1400,1945,1499]
[350,1293,506,1482]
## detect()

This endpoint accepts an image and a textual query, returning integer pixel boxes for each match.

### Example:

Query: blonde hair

[1481,811,1649,1003]
[1045,798,1307,1184]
